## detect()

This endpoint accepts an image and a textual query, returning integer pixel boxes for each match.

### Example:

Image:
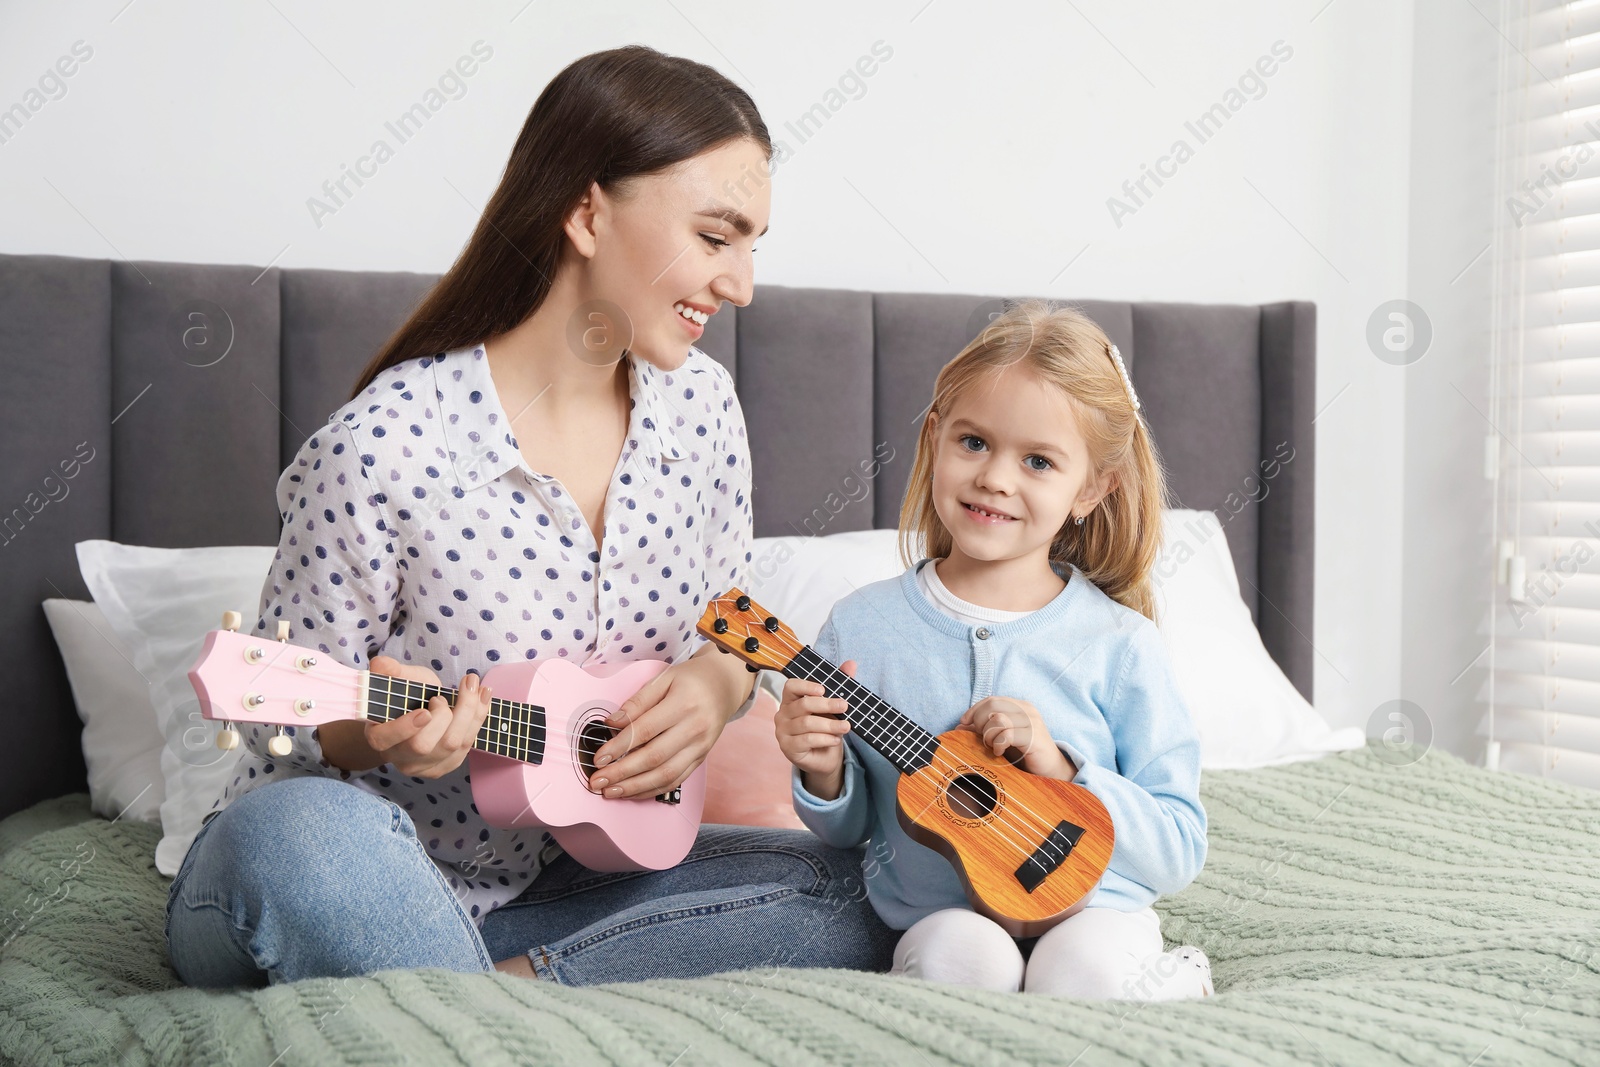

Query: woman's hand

[775,659,858,801]
[960,696,1077,781]
[348,655,494,779]
[588,651,748,799]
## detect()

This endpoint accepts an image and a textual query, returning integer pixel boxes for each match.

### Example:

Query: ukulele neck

[785,647,937,774]
[363,674,547,764]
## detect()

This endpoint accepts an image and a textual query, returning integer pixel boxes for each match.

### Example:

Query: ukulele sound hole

[572,717,683,805]
[944,773,999,820]
[575,721,615,778]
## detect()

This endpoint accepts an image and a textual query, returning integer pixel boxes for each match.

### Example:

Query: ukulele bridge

[1014,820,1087,893]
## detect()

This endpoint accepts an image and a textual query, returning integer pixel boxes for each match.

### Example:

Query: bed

[1,251,1594,1066]
[4,748,1597,1065]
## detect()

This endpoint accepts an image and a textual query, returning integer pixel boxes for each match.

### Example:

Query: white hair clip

[1109,343,1141,412]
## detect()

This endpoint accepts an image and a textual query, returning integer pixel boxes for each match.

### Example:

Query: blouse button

[975,627,991,640]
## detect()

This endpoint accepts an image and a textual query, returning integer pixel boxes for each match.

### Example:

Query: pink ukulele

[187,612,706,871]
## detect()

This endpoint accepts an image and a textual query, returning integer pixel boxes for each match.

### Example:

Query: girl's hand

[776,659,858,800]
[589,654,742,799]
[363,656,494,779]
[960,696,1077,781]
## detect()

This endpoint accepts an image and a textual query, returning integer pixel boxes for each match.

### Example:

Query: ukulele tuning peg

[266,726,292,757]
[276,621,292,642]
[746,662,761,673]
[216,722,240,750]
[735,594,751,611]
[221,611,242,632]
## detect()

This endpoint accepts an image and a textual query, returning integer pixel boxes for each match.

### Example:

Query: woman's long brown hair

[349,45,771,400]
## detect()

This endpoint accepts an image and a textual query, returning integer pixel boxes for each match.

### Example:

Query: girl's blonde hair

[897,300,1171,622]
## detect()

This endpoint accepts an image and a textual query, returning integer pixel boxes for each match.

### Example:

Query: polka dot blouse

[207,343,757,925]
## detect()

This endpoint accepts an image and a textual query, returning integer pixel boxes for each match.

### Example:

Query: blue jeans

[165,776,896,987]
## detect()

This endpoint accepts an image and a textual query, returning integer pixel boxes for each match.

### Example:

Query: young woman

[164,45,896,987]
[775,302,1213,999]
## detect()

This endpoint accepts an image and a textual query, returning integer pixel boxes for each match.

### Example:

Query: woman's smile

[673,300,712,338]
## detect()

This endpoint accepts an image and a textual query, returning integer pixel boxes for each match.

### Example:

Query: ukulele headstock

[696,589,801,673]
[187,611,366,731]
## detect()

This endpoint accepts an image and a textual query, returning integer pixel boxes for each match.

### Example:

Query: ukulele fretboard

[365,674,547,764]
[786,647,937,774]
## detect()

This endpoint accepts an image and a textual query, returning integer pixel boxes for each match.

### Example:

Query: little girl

[776,300,1212,999]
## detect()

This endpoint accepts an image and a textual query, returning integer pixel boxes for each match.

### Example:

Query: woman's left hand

[960,696,1078,781]
[588,653,744,798]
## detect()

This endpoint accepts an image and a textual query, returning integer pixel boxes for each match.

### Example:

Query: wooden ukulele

[696,590,1114,936]
[187,612,704,872]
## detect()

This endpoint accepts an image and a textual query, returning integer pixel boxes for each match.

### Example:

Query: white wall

[1401,0,1502,761]
[0,1,1424,742]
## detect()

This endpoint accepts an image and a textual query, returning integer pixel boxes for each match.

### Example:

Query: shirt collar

[434,345,682,493]
[625,352,686,466]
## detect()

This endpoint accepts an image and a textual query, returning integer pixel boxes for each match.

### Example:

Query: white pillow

[41,598,165,824]
[745,512,1361,769]
[76,540,275,876]
[1151,510,1363,767]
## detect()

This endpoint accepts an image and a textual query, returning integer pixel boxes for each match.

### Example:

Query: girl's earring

[1074,513,1086,526]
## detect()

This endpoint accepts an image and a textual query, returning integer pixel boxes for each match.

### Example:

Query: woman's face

[927,364,1114,566]
[573,137,771,370]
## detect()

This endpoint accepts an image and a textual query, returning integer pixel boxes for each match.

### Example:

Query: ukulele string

[777,652,1062,870]
[367,678,544,758]
[235,656,539,758]
[719,601,1057,842]
[757,622,1073,873]
[732,606,1071,870]
[780,652,1068,870]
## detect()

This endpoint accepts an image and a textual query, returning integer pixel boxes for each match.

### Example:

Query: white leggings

[890,907,1210,999]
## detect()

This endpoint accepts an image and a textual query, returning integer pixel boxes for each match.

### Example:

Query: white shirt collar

[433,345,684,493]
[919,557,1036,623]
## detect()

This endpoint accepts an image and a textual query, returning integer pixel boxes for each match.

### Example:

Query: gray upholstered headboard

[0,252,1315,819]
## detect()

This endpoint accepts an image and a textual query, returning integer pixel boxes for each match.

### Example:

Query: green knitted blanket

[1,743,1596,1067]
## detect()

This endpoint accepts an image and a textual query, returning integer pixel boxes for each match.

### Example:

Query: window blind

[1484,0,1600,789]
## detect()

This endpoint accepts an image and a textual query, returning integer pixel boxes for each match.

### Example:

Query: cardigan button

[974,626,991,640]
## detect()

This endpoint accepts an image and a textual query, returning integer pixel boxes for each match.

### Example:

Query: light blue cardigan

[791,556,1207,931]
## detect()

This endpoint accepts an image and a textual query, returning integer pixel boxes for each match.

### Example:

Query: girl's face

[928,363,1115,567]
[571,137,771,370]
